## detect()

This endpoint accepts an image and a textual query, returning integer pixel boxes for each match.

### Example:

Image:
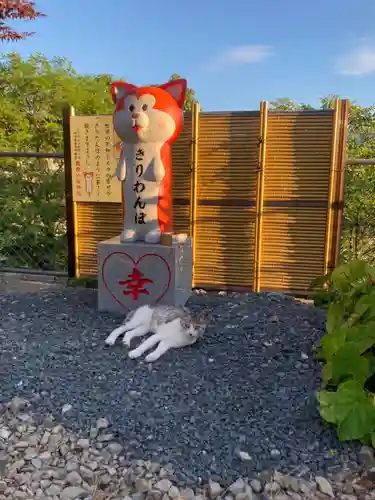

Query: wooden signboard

[69,115,122,203]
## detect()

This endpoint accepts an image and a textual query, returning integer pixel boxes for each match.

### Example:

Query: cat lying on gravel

[105,304,209,362]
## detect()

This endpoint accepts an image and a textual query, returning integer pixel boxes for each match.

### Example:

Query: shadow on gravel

[0,288,359,485]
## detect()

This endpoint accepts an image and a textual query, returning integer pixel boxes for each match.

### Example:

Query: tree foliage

[0,53,118,270]
[0,1,45,41]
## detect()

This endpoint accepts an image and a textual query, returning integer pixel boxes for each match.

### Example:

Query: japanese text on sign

[70,116,121,203]
[134,148,146,224]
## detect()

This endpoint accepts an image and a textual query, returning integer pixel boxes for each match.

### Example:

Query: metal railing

[0,152,64,159]
[0,151,68,276]
[345,159,375,166]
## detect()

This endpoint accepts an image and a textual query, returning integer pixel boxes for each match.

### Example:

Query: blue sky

[3,0,375,111]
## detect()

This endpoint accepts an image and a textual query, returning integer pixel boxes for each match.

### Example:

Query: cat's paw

[122,334,132,347]
[128,349,140,359]
[105,336,116,346]
[145,229,161,244]
[120,229,137,243]
[145,353,158,363]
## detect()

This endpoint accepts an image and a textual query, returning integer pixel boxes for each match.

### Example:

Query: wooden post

[333,99,349,267]
[190,102,200,287]
[324,99,340,275]
[253,100,268,293]
[62,105,77,278]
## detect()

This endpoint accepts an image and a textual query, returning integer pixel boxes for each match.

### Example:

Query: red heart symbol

[101,251,171,311]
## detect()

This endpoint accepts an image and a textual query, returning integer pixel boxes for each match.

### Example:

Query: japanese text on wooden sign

[70,115,122,203]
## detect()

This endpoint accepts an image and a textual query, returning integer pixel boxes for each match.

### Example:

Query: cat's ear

[111,81,137,104]
[159,79,187,108]
[196,308,211,324]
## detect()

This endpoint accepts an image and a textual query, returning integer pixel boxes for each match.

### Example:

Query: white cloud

[336,40,375,76]
[202,44,273,72]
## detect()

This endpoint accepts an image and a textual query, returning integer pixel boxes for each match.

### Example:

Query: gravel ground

[1,397,372,500]
[0,288,361,486]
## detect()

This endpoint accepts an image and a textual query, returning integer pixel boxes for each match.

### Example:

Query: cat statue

[110,78,187,244]
[105,304,209,362]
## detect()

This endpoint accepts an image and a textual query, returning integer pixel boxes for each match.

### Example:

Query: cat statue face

[105,304,210,362]
[111,79,187,144]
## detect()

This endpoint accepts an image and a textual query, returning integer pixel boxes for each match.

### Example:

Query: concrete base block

[97,235,192,314]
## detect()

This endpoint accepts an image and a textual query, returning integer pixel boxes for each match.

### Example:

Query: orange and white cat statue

[111,79,187,244]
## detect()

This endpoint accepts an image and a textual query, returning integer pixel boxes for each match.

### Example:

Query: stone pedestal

[97,235,192,314]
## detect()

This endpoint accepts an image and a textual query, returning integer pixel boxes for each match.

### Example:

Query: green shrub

[311,260,375,444]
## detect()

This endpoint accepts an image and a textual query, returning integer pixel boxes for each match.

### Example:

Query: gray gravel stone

[359,446,375,467]
[9,396,27,414]
[168,485,180,498]
[154,479,173,492]
[208,480,223,498]
[60,486,88,499]
[45,483,62,496]
[0,288,362,482]
[181,487,195,500]
[66,470,82,485]
[229,478,246,495]
[315,476,334,497]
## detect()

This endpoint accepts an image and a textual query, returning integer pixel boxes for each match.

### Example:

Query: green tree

[0,52,117,270]
[342,102,375,263]
[269,97,313,111]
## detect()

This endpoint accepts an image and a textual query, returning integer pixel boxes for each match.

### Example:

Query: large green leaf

[320,328,348,361]
[339,402,375,441]
[331,342,369,385]
[331,260,369,292]
[346,325,375,354]
[322,362,333,387]
[326,302,346,334]
[318,380,375,440]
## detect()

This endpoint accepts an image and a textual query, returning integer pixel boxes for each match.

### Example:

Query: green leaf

[318,380,375,441]
[310,290,336,309]
[339,399,375,441]
[322,362,333,386]
[320,328,348,360]
[331,342,369,385]
[326,302,346,333]
[310,273,331,290]
[360,434,371,445]
[371,432,375,448]
[354,295,372,317]
[317,390,339,423]
[357,290,375,323]
[331,260,369,292]
[346,324,375,354]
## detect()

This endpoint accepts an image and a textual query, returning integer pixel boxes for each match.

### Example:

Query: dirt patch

[0,272,68,294]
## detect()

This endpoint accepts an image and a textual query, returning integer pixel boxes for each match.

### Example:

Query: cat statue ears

[111,79,187,109]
